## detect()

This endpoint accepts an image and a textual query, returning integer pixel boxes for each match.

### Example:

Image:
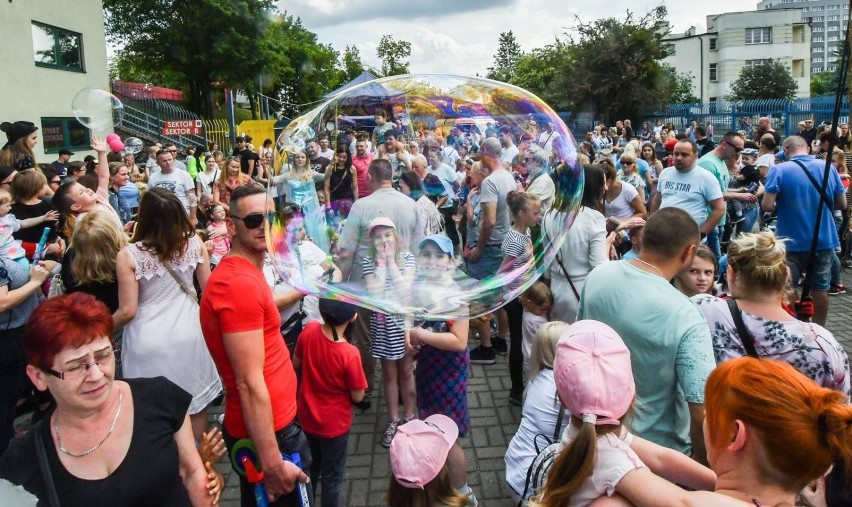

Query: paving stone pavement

[210,275,852,507]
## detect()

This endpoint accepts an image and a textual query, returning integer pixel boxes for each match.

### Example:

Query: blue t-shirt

[577,261,715,454]
[656,166,723,227]
[764,155,844,252]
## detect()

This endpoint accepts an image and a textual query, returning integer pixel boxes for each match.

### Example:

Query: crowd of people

[0,110,850,507]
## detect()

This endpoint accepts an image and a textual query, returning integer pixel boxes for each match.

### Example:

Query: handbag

[727,299,759,358]
[163,263,198,304]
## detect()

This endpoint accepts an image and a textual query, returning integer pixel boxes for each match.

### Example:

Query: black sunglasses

[231,212,275,229]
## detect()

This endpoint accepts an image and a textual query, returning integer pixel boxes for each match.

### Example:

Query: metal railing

[113,94,208,151]
[643,97,850,137]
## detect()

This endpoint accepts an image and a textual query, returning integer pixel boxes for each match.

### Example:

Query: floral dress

[415,319,470,436]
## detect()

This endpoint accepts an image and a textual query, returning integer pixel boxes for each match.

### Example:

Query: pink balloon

[108,139,124,152]
[106,133,120,143]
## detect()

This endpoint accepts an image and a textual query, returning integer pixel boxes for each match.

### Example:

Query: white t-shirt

[522,310,548,380]
[604,181,639,219]
[757,153,775,170]
[501,145,519,167]
[428,163,457,208]
[656,166,723,226]
[148,170,196,213]
[530,426,646,506]
[504,369,565,495]
[195,169,219,197]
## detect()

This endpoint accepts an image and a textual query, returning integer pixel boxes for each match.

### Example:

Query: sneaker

[469,346,496,365]
[829,283,847,295]
[843,258,852,269]
[508,389,523,407]
[382,420,400,448]
[403,414,417,424]
[492,336,508,356]
[730,214,744,224]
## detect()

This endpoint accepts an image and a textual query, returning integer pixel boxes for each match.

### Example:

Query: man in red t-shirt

[200,183,310,507]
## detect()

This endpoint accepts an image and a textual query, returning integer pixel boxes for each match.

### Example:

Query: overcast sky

[278,0,757,77]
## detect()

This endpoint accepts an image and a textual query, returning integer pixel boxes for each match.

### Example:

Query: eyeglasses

[725,142,743,153]
[623,161,635,166]
[231,212,275,229]
[45,348,118,380]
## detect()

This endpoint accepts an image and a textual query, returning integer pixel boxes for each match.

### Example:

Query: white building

[664,9,811,102]
[758,0,848,74]
[0,0,111,163]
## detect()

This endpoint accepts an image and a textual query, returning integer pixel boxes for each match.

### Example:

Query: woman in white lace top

[115,188,222,441]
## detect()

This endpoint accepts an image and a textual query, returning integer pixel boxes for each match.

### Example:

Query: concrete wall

[0,0,110,163]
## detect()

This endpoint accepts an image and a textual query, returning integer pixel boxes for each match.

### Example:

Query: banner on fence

[162,120,204,136]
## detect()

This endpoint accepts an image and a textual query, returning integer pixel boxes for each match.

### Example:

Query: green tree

[486,31,523,83]
[661,65,700,104]
[728,60,798,101]
[376,35,411,76]
[811,69,840,96]
[509,7,674,123]
[341,45,366,83]
[510,41,573,111]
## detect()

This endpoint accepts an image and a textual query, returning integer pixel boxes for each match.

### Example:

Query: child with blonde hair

[0,188,57,269]
[519,281,553,381]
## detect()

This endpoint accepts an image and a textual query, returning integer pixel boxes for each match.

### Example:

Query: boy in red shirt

[293,298,367,507]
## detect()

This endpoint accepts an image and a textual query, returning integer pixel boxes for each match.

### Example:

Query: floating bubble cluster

[123,137,143,155]
[267,74,583,322]
[71,88,124,131]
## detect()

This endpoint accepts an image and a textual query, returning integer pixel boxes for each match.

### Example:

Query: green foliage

[510,41,573,111]
[103,1,340,119]
[376,35,411,76]
[341,46,366,83]
[662,65,700,104]
[811,69,841,97]
[486,31,523,83]
[509,7,673,123]
[728,60,797,101]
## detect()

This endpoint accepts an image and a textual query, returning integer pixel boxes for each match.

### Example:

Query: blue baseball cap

[418,234,453,255]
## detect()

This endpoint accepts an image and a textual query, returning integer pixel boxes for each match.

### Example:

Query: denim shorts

[787,249,833,292]
[466,244,503,281]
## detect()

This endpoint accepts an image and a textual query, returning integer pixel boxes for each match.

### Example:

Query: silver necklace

[632,258,665,278]
[55,389,123,458]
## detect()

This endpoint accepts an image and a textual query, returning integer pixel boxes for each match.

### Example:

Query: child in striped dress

[361,217,416,448]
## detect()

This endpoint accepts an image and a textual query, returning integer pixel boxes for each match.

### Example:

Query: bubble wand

[229,439,309,507]
[31,227,51,264]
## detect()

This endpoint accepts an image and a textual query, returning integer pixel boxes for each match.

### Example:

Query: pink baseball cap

[554,320,635,426]
[368,216,396,235]
[390,414,458,489]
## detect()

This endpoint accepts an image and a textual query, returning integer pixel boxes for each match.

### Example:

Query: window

[709,63,718,82]
[745,59,771,69]
[812,5,824,9]
[827,4,839,9]
[829,35,840,41]
[813,56,824,62]
[828,15,840,20]
[745,27,772,44]
[709,38,717,51]
[814,36,825,41]
[31,22,84,72]
[814,25,824,31]
[40,118,90,154]
[664,43,676,56]
[812,16,825,21]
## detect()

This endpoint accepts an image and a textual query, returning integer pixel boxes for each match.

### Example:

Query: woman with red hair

[0,293,222,505]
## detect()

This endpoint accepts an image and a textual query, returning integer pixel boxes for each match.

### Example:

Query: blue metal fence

[643,97,850,138]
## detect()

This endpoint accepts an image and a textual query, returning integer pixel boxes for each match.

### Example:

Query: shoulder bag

[163,263,198,304]
[727,299,759,358]
[34,419,61,507]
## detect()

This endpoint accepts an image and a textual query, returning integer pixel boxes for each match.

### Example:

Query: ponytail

[529,419,598,507]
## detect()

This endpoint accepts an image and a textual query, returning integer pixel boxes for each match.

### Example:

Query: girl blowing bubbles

[362,217,416,448]
[529,320,715,506]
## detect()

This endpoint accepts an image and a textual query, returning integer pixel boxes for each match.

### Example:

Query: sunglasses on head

[231,212,274,229]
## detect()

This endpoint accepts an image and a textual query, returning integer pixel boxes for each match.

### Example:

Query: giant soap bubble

[267,74,582,322]
[72,88,124,131]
